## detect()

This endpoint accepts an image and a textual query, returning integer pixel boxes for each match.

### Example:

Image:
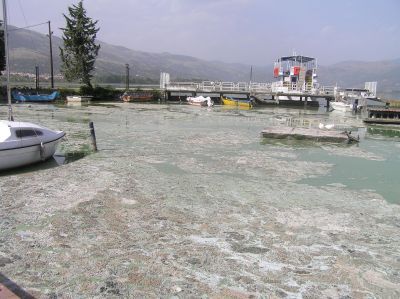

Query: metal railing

[165,80,337,96]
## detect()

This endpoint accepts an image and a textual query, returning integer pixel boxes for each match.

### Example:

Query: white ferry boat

[270,55,319,106]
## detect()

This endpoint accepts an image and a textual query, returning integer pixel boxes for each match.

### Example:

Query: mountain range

[6,26,400,97]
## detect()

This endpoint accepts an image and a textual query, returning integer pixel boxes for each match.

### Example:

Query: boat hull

[221,96,252,108]
[330,102,353,112]
[121,91,153,103]
[0,135,64,171]
[12,91,60,102]
[123,97,153,102]
[67,96,92,102]
[186,96,213,107]
[188,100,207,106]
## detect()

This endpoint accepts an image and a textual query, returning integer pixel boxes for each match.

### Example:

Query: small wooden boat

[121,91,153,102]
[66,95,92,103]
[12,91,60,102]
[187,96,213,107]
[221,96,253,108]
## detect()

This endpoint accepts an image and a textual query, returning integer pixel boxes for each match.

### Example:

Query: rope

[32,127,46,161]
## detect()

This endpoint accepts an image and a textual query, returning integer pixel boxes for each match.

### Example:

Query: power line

[8,21,49,32]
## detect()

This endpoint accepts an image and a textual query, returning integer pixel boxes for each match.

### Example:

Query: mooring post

[326,98,331,111]
[89,121,98,152]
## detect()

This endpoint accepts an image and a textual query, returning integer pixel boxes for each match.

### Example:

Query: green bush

[87,86,121,100]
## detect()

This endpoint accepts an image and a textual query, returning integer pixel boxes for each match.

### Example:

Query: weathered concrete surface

[0,103,399,298]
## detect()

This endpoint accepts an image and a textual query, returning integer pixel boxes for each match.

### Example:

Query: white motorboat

[187,96,214,107]
[0,121,65,171]
[0,0,65,171]
[330,101,353,112]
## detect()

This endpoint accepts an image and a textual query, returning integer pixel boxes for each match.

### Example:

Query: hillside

[7,26,263,82]
[6,26,400,97]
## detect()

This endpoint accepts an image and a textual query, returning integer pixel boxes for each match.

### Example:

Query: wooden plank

[0,283,21,299]
[0,273,35,299]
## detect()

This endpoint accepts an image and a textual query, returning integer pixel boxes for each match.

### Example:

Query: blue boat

[12,91,60,102]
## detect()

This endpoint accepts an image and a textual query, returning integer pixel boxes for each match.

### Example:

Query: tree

[60,1,100,89]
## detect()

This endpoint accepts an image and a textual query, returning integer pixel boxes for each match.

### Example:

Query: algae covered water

[1,101,399,298]
[5,101,398,204]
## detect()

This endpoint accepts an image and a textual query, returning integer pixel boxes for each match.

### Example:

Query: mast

[2,0,12,121]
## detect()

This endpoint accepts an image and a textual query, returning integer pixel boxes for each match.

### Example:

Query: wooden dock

[261,127,359,143]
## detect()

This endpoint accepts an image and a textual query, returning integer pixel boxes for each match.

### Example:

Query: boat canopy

[278,55,315,63]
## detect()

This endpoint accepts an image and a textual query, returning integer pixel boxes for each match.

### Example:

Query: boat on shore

[221,96,253,108]
[186,96,213,107]
[121,91,153,102]
[12,91,60,102]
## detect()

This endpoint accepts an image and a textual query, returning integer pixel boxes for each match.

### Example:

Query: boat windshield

[15,129,43,138]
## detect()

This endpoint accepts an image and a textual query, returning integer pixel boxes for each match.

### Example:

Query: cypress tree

[60,1,100,89]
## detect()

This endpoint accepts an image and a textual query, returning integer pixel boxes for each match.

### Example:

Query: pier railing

[165,80,337,96]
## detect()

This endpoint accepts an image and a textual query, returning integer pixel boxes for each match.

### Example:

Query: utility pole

[35,66,39,91]
[125,64,130,91]
[48,21,54,89]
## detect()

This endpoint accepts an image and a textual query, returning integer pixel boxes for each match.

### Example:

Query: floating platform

[261,127,359,143]
[363,108,400,125]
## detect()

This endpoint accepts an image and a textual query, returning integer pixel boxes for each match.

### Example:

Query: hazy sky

[4,0,400,65]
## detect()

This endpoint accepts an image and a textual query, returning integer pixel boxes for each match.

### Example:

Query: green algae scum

[1,102,399,298]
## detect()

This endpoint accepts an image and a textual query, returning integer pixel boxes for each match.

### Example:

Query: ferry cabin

[272,55,318,93]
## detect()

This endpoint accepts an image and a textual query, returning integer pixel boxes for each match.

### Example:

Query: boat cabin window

[16,129,43,138]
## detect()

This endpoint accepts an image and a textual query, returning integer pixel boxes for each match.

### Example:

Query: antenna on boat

[2,0,13,121]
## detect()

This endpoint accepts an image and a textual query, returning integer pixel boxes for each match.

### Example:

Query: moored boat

[66,95,92,102]
[0,0,65,171]
[271,55,319,106]
[186,96,213,107]
[330,101,353,112]
[121,91,153,102]
[0,120,65,171]
[221,96,253,108]
[12,91,60,102]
